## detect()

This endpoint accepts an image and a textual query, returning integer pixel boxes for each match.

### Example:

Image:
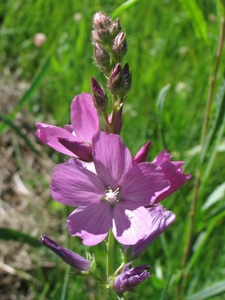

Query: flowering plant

[37,12,190,299]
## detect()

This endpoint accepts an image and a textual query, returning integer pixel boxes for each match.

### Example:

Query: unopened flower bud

[107,63,132,96]
[132,141,151,165]
[93,12,111,29]
[113,263,151,293]
[90,76,108,112]
[39,235,91,272]
[109,18,122,37]
[94,43,111,73]
[112,32,127,61]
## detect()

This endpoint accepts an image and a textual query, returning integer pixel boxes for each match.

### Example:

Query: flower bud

[109,18,122,37]
[132,141,151,165]
[93,12,111,29]
[39,235,91,272]
[90,76,108,112]
[107,63,132,96]
[113,263,151,293]
[94,43,111,73]
[112,32,127,61]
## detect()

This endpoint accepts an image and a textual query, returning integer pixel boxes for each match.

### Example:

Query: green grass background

[1,0,225,299]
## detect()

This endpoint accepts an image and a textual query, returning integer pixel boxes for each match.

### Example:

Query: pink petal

[112,204,151,245]
[50,161,105,206]
[120,162,170,206]
[71,93,100,142]
[67,202,112,246]
[129,204,176,257]
[36,122,78,156]
[92,132,132,189]
[153,150,191,202]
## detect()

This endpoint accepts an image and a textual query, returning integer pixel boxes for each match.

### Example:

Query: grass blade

[112,0,139,18]
[179,0,208,41]
[186,279,225,300]
[0,227,41,247]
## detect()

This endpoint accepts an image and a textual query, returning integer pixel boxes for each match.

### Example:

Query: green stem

[107,229,115,279]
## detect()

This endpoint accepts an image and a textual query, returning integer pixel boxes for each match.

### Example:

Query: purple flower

[50,132,170,246]
[125,204,176,257]
[35,93,99,161]
[113,263,151,293]
[39,235,91,272]
[152,150,191,203]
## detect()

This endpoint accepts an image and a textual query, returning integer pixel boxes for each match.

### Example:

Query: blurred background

[0,0,225,299]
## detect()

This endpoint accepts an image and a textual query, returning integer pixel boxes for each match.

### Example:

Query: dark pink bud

[133,141,151,165]
[39,235,91,272]
[107,63,131,96]
[90,76,108,112]
[113,263,151,293]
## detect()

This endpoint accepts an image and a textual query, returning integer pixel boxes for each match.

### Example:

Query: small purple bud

[90,76,108,112]
[39,235,91,272]
[93,12,111,29]
[112,32,127,61]
[113,263,151,293]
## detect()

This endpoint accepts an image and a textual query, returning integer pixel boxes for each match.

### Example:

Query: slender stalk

[178,13,225,298]
[107,229,115,279]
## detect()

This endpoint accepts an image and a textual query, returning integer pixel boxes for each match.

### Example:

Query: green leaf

[0,227,41,247]
[200,78,225,180]
[186,279,225,300]
[112,0,139,18]
[0,56,50,134]
[179,0,208,41]
[156,84,171,149]
[202,182,225,210]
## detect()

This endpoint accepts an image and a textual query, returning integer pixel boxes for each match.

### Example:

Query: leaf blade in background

[0,227,41,247]
[112,0,139,18]
[179,0,208,41]
[186,279,225,300]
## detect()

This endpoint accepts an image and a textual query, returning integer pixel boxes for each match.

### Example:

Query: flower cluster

[37,12,191,296]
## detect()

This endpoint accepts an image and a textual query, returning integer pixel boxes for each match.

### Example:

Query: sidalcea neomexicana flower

[35,93,99,161]
[50,131,171,246]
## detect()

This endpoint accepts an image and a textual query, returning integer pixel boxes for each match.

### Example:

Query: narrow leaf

[0,228,41,247]
[179,0,208,41]
[112,0,139,18]
[186,279,225,300]
[202,182,225,210]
